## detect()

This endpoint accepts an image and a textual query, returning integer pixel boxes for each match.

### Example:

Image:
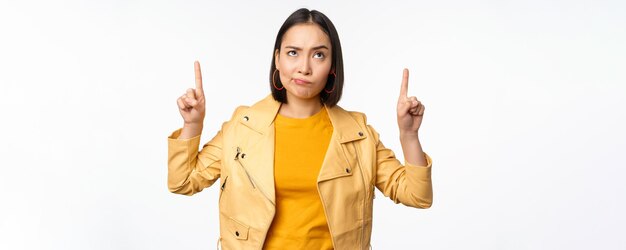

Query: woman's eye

[287,50,297,56]
[313,52,325,59]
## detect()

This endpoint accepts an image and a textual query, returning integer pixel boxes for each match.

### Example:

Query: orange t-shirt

[263,106,334,249]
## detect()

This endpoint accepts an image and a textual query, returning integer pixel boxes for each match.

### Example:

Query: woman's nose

[297,58,311,75]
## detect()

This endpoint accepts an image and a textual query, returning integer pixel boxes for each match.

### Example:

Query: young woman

[168,8,433,249]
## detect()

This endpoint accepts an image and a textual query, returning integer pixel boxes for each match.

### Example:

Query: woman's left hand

[397,68,425,136]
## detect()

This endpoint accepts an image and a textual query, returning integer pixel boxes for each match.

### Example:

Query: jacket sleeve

[167,128,223,196]
[368,125,433,208]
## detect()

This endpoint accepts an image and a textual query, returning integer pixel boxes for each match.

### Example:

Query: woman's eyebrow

[285,45,329,50]
[312,45,329,50]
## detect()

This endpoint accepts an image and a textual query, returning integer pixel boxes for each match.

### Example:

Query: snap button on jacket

[168,94,433,249]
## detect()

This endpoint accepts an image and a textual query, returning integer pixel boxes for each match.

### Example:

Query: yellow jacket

[167,94,433,249]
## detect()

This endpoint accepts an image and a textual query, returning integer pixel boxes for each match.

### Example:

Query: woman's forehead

[281,23,331,49]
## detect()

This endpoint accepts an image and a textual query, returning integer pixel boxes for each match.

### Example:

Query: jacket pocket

[226,216,249,240]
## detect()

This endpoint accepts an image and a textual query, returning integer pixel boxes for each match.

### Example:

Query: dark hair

[269,8,344,107]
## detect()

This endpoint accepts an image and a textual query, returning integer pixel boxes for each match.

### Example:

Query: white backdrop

[1,0,625,249]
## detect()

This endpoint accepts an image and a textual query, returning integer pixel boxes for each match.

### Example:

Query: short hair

[269,8,344,107]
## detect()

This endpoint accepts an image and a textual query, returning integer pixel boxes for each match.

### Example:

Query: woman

[168,8,433,249]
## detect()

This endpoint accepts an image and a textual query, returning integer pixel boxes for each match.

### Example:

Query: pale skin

[273,23,332,118]
[176,24,427,166]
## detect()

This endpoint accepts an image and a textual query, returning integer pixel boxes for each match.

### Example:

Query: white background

[1,0,625,249]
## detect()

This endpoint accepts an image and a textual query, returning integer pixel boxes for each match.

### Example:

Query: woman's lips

[293,78,311,85]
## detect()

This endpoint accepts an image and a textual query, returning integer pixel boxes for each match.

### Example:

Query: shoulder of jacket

[230,105,250,120]
[339,108,381,141]
[218,105,249,130]
[343,109,368,125]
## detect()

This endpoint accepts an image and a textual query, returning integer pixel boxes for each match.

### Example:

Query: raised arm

[396,68,427,166]
[167,61,221,195]
[373,68,432,208]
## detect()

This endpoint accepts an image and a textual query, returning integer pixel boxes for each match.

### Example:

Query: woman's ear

[274,49,280,70]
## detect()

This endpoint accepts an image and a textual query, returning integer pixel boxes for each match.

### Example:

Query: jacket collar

[239,94,366,143]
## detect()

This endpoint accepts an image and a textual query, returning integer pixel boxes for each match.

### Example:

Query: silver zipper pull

[234,147,241,160]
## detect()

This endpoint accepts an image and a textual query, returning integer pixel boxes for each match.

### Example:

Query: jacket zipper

[234,147,275,206]
[235,147,255,189]
[221,177,228,191]
[219,176,228,202]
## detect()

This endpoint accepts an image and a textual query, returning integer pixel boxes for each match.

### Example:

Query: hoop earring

[272,69,284,91]
[324,72,336,93]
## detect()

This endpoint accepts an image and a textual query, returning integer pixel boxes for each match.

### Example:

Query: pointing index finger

[399,68,409,99]
[194,61,204,96]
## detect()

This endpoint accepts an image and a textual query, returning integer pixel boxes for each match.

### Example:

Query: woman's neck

[278,96,323,118]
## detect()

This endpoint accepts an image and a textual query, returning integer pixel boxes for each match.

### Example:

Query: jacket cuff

[168,128,202,154]
[404,152,432,169]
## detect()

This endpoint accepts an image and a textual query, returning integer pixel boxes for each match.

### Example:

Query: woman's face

[275,23,332,103]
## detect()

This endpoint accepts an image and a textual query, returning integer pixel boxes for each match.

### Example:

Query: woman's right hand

[176,61,206,139]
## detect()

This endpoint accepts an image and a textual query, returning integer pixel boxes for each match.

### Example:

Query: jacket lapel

[318,103,368,182]
[235,95,280,205]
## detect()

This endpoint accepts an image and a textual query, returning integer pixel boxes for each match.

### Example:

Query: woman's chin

[287,89,321,101]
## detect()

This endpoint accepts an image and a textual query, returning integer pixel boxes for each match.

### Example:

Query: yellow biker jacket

[167,94,433,249]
